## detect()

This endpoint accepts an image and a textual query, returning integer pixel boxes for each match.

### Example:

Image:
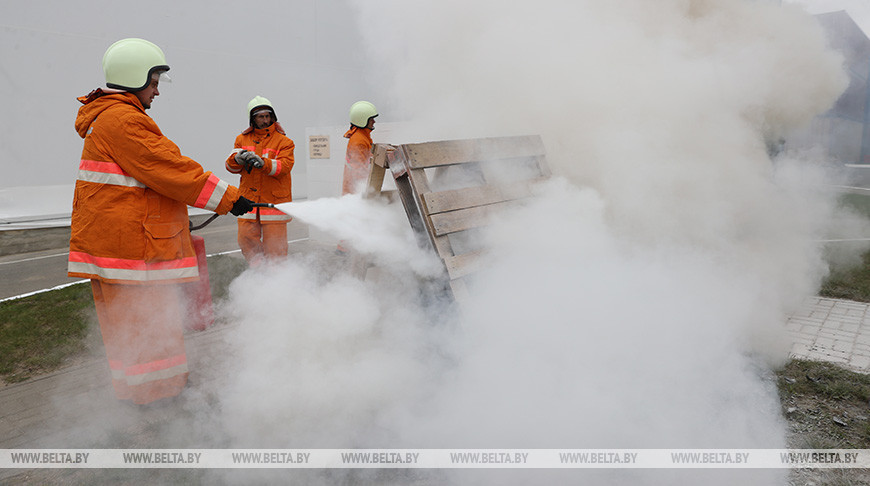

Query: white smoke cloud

[274,195,444,277]
[205,1,870,484]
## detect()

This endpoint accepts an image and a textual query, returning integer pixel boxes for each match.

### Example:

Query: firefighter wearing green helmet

[341,101,378,196]
[225,95,296,264]
[69,38,254,405]
[337,100,378,253]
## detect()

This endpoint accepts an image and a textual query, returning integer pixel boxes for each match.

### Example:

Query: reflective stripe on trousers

[91,280,189,404]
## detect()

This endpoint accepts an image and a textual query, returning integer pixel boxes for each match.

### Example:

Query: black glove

[230,196,255,216]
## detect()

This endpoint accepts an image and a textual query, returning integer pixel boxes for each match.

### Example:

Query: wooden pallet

[363,135,551,303]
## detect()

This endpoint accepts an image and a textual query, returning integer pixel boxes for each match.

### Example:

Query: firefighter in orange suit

[69,38,254,405]
[341,100,378,196]
[337,101,377,253]
[225,96,295,264]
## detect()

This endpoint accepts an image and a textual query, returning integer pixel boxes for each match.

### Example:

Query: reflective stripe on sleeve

[227,148,246,173]
[194,174,230,212]
[260,148,282,176]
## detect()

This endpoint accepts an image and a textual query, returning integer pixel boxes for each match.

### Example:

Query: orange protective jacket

[225,122,294,223]
[342,126,373,195]
[69,89,240,284]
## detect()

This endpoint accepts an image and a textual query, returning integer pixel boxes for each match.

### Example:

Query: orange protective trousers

[90,280,189,404]
[237,218,288,263]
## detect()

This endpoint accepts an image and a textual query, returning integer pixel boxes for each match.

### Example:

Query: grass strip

[0,254,248,384]
[0,283,94,383]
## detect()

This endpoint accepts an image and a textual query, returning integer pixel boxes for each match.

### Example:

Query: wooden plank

[388,148,448,256]
[352,145,396,280]
[429,200,518,236]
[382,135,552,306]
[404,164,450,252]
[422,177,548,215]
[377,189,398,203]
[393,170,435,251]
[372,143,392,168]
[444,250,486,280]
[432,234,454,259]
[449,278,471,305]
[364,161,387,198]
[404,135,545,169]
[478,155,549,184]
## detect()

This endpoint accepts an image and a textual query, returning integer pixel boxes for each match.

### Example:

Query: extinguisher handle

[189,213,220,231]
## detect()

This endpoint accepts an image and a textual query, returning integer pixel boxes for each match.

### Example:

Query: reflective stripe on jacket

[69,88,240,284]
[225,122,294,222]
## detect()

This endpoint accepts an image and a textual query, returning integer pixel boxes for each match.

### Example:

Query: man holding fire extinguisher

[225,95,295,265]
[68,38,254,405]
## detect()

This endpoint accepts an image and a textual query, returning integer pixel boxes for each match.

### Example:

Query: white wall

[304,122,399,242]
[0,0,373,202]
[0,185,73,223]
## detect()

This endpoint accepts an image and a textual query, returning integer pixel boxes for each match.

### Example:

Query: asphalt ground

[0,215,309,301]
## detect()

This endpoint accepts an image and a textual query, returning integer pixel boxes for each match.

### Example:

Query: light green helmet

[247,95,277,127]
[349,100,378,128]
[102,38,170,91]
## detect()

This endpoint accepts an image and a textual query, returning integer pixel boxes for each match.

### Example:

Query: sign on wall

[308,135,330,159]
